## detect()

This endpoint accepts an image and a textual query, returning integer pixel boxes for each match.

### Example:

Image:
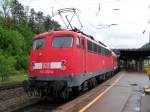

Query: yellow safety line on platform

[79,74,123,112]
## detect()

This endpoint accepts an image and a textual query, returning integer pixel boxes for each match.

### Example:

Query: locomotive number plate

[33,63,42,69]
[33,62,62,69]
[50,62,62,69]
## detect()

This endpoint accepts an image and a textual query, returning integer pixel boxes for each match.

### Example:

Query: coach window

[98,46,101,54]
[108,51,111,56]
[106,49,109,56]
[87,40,92,51]
[104,49,107,56]
[94,43,97,53]
[92,42,94,52]
[81,39,84,49]
[101,47,105,55]
[76,37,81,48]
[107,50,110,56]
[106,49,108,56]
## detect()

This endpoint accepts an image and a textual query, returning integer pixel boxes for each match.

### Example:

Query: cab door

[80,37,86,73]
[76,36,86,74]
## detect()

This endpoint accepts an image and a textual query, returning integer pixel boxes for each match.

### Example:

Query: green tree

[15,54,29,70]
[35,11,45,33]
[0,53,16,81]
[29,8,36,33]
[44,15,60,31]
[0,0,15,29]
[0,27,25,56]
[0,0,11,18]
[16,24,34,53]
[0,0,61,81]
[10,0,27,25]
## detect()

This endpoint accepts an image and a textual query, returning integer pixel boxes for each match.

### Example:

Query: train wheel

[91,78,97,87]
[106,73,109,78]
[88,78,97,89]
[103,74,106,81]
[61,88,70,100]
[97,76,104,83]
[88,79,93,90]
[82,81,88,91]
[107,72,110,78]
[112,71,114,76]
[111,72,114,77]
[71,87,80,98]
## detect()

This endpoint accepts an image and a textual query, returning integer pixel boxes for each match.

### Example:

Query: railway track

[12,73,119,112]
[0,82,68,112]
[13,98,67,112]
[0,86,41,112]
[0,71,119,112]
[0,82,41,112]
[0,82,22,91]
[0,81,69,112]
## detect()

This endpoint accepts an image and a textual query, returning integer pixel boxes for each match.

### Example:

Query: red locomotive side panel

[86,51,113,72]
[85,38,115,74]
[24,29,118,99]
[28,30,118,84]
[29,30,117,77]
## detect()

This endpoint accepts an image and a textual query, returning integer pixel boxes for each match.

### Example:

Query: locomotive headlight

[32,62,35,69]
[61,60,67,70]
[61,60,67,64]
[61,66,66,70]
[32,63,35,68]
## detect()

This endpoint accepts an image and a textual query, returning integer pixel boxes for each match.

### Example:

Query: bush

[0,53,16,81]
[16,24,34,53]
[0,27,29,80]
[0,27,26,56]
[15,55,29,70]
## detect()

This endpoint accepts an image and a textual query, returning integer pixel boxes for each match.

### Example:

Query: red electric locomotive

[23,29,118,99]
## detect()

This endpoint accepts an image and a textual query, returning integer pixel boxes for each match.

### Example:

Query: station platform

[79,72,150,112]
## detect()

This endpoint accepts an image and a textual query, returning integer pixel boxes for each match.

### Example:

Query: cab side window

[76,37,80,48]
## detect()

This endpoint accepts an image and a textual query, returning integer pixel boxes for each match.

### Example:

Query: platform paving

[83,72,150,112]
[53,72,150,112]
[141,95,150,112]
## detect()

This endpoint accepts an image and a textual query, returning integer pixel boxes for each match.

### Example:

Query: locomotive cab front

[29,32,78,76]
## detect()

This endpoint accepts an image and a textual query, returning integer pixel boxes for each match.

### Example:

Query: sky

[19,0,150,49]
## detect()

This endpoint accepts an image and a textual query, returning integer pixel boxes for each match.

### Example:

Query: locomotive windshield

[52,36,73,48]
[32,38,45,50]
